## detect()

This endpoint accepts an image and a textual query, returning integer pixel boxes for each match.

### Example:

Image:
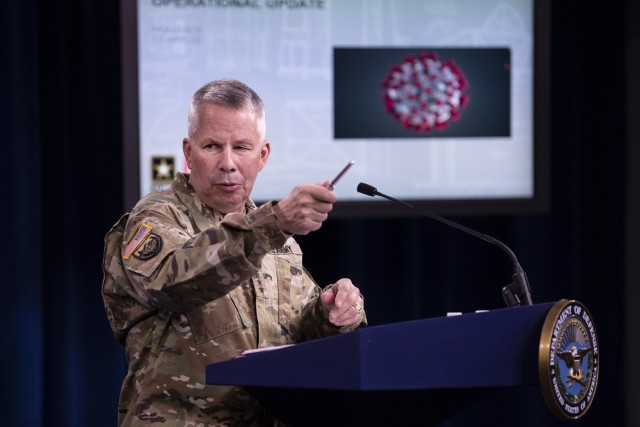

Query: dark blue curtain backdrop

[1,1,633,426]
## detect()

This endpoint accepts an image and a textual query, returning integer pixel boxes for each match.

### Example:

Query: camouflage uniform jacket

[102,173,365,426]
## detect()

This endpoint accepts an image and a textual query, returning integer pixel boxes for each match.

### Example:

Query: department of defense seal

[539,299,599,420]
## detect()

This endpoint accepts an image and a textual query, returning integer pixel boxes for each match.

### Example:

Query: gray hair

[187,79,266,139]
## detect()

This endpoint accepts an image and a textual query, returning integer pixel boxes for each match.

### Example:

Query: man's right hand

[273,182,336,235]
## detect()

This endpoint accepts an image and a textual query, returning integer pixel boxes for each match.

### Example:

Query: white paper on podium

[242,344,295,356]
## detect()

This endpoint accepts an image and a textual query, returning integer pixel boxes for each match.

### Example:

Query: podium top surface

[206,302,555,391]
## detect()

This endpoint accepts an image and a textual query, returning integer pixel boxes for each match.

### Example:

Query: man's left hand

[320,278,364,326]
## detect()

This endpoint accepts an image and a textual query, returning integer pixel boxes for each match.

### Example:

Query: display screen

[122,0,549,216]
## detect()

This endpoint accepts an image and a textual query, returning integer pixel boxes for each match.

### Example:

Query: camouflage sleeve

[297,272,367,341]
[122,201,289,313]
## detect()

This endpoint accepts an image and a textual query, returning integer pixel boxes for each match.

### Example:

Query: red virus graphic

[381,51,470,133]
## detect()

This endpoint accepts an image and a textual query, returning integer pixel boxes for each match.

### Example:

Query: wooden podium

[206,303,556,426]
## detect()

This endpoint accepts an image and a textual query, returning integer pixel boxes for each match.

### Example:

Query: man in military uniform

[102,79,366,426]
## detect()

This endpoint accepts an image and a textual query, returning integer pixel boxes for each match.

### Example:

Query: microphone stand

[357,183,532,307]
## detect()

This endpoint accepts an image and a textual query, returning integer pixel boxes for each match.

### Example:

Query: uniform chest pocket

[255,255,304,332]
[186,294,251,344]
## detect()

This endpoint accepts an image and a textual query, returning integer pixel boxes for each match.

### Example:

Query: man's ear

[258,140,271,171]
[182,138,192,169]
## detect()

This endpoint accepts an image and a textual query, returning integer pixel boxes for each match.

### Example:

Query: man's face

[183,103,270,214]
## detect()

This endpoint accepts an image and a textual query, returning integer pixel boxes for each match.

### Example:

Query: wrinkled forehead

[193,103,265,140]
[189,101,266,140]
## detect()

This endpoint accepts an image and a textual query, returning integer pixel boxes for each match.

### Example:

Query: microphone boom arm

[358,183,532,307]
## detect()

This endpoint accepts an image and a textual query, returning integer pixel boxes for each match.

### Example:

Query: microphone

[357,182,532,308]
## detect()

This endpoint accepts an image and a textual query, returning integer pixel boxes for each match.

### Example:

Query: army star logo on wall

[151,156,175,192]
[152,156,174,180]
[538,299,599,420]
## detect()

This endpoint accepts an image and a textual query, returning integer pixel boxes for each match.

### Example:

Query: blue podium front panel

[206,303,554,391]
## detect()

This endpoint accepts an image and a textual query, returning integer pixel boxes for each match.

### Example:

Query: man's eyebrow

[233,138,257,145]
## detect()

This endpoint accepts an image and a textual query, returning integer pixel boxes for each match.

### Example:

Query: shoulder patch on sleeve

[122,223,153,260]
[133,233,163,260]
